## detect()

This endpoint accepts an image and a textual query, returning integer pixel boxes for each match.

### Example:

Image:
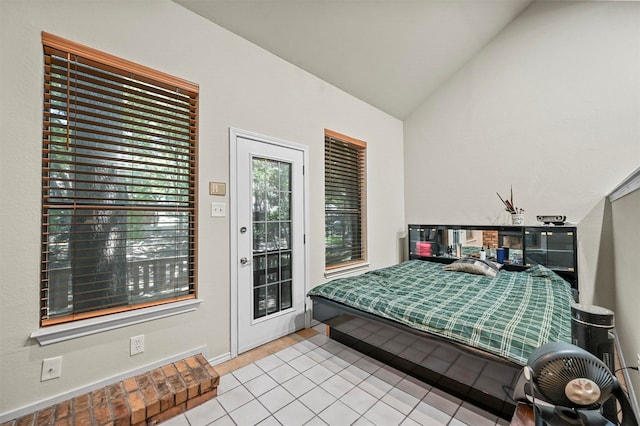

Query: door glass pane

[251,157,294,320]
[253,191,266,222]
[281,281,292,310]
[267,191,280,221]
[267,160,280,189]
[279,162,290,191]
[267,253,279,283]
[267,222,280,251]
[279,192,290,220]
[281,252,291,280]
[253,255,266,287]
[266,284,279,314]
[280,222,291,250]
[254,287,266,319]
[253,223,266,252]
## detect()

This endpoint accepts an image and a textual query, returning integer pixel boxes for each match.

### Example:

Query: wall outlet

[130,335,145,356]
[41,356,62,381]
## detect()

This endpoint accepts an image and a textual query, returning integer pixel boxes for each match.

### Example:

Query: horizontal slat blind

[41,33,198,325]
[324,130,367,269]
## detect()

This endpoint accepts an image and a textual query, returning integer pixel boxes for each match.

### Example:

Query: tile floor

[162,325,511,426]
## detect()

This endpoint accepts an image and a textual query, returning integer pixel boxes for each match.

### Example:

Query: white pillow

[443,258,503,278]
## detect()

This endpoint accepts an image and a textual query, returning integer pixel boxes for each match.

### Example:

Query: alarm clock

[536,215,566,225]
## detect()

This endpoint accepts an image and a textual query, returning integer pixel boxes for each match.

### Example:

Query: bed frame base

[313,297,519,420]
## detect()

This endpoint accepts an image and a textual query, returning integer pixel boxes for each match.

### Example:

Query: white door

[234,132,307,354]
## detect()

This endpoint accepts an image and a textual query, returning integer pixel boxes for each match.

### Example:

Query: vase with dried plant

[497,187,524,225]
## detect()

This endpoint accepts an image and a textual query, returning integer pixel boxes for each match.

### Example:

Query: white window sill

[324,263,370,279]
[30,299,202,346]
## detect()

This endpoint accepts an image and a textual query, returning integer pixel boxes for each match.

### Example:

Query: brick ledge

[2,354,219,426]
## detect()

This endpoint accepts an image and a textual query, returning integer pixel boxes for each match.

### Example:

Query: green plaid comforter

[308,260,573,365]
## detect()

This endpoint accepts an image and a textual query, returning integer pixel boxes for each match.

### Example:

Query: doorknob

[240,257,249,265]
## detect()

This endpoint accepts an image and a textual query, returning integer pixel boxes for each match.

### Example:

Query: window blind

[41,32,198,325]
[324,130,367,269]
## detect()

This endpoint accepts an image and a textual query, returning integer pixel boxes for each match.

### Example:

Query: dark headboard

[408,224,579,296]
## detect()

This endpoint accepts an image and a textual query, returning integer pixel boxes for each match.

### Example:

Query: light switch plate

[209,182,226,196]
[211,202,226,217]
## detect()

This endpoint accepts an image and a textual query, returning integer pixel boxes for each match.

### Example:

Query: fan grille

[536,355,615,408]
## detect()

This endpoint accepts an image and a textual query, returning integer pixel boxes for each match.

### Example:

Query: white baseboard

[615,336,640,421]
[207,351,231,366]
[0,346,207,424]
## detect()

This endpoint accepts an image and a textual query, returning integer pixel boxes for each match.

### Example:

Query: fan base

[535,405,614,426]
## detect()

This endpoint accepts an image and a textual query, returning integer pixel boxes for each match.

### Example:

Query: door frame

[229,127,310,358]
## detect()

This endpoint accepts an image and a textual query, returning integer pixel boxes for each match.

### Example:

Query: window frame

[324,129,367,271]
[39,32,199,327]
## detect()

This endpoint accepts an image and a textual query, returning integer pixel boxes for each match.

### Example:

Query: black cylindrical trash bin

[571,303,616,422]
[571,303,615,369]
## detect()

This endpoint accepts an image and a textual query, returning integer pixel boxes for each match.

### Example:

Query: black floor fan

[516,342,638,426]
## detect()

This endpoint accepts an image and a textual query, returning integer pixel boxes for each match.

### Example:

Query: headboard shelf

[408,224,578,292]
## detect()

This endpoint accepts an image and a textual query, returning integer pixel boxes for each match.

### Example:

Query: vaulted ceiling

[173,0,533,119]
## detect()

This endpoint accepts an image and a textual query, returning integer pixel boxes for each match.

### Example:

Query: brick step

[2,354,220,426]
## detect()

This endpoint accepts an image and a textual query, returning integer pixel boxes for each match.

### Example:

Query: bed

[308,258,575,419]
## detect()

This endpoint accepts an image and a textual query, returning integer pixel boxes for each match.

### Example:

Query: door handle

[240,257,250,265]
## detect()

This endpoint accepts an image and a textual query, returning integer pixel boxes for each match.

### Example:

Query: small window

[40,33,198,325]
[324,129,367,269]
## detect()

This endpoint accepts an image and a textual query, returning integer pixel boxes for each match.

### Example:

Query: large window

[324,129,367,269]
[40,33,198,325]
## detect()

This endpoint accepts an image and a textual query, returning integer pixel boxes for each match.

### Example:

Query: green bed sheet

[308,260,573,365]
